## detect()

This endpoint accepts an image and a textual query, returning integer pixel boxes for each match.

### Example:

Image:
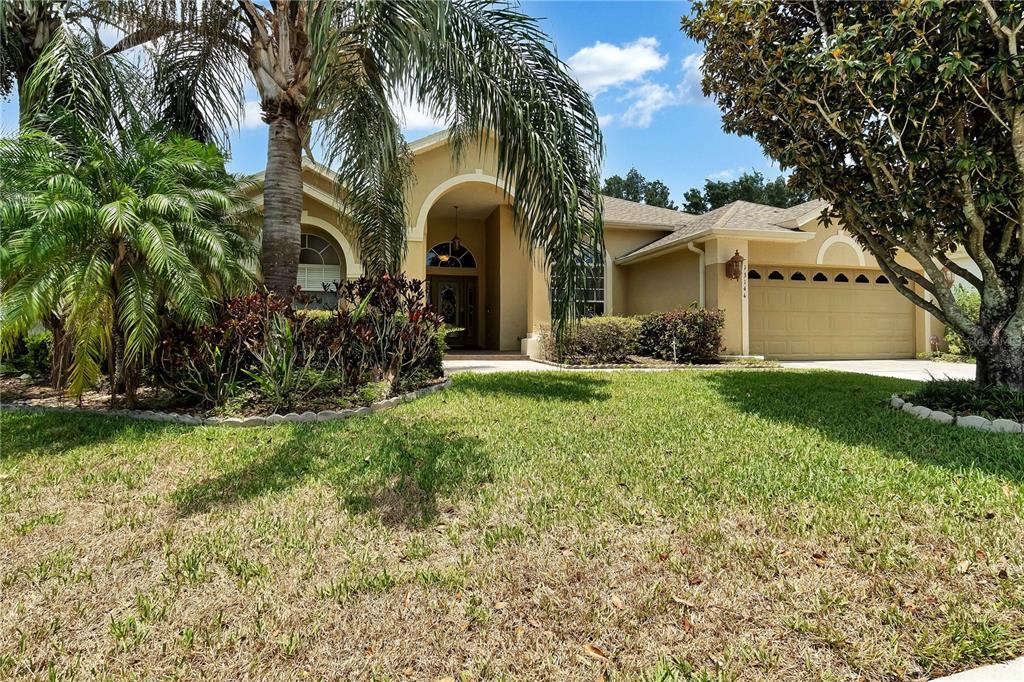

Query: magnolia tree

[684,0,1024,388]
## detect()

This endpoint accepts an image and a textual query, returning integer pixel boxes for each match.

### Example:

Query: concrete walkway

[445,357,975,382]
[932,657,1024,681]
[444,359,554,374]
[780,359,975,382]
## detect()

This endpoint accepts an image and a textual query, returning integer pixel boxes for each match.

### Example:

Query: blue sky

[0,1,779,206]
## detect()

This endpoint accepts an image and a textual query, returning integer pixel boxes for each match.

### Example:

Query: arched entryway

[422,180,528,350]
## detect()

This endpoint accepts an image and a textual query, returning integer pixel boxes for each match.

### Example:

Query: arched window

[790,271,807,281]
[813,272,828,282]
[875,275,890,284]
[855,274,870,283]
[748,269,762,280]
[834,273,849,283]
[427,241,477,268]
[768,270,784,280]
[297,233,343,292]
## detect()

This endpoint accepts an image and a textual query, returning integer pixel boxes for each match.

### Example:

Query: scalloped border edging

[889,394,1023,434]
[1,377,452,427]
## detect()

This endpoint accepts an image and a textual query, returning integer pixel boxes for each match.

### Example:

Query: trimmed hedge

[636,308,724,363]
[544,316,640,364]
[543,308,724,365]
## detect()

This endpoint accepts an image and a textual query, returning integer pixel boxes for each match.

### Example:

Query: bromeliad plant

[0,122,259,404]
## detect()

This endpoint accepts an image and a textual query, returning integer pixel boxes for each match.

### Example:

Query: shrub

[945,285,981,356]
[545,316,639,364]
[327,273,445,390]
[156,292,294,405]
[155,275,445,407]
[7,331,56,377]
[636,307,724,363]
[905,379,1023,422]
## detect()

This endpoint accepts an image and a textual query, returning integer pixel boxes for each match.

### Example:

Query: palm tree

[105,0,604,335]
[0,121,259,403]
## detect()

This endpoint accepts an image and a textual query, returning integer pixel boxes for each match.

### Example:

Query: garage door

[749,267,915,360]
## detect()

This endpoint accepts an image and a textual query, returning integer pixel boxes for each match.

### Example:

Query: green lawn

[2,370,1022,680]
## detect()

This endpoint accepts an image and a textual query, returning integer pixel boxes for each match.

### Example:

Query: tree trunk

[975,321,1024,390]
[262,113,304,297]
[46,315,72,389]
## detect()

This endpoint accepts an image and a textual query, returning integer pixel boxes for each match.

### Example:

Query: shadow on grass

[454,371,612,403]
[0,409,175,461]
[173,416,491,528]
[701,370,1024,482]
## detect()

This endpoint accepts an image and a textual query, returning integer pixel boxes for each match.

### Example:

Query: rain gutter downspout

[687,242,705,307]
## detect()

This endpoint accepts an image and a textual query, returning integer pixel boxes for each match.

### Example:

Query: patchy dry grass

[1,370,1022,681]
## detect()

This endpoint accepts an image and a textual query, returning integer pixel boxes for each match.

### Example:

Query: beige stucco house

[257,130,946,360]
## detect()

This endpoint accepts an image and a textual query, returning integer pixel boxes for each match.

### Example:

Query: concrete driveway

[779,359,975,382]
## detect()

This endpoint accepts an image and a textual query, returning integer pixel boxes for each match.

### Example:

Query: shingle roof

[616,199,827,262]
[601,195,694,228]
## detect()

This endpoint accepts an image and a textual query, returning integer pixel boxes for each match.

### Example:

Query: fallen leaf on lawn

[956,560,971,574]
[436,677,456,682]
[976,549,987,559]
[671,595,695,607]
[610,595,625,609]
[681,615,693,634]
[998,567,1009,579]
[404,591,411,607]
[494,601,508,610]
[583,643,610,663]
[1002,483,1015,499]
[402,668,413,677]
[687,575,703,586]
[812,551,827,567]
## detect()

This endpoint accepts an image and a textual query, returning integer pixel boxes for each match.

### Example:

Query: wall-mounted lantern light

[725,250,745,280]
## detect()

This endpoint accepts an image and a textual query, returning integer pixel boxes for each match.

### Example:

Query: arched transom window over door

[297,232,344,292]
[427,242,477,268]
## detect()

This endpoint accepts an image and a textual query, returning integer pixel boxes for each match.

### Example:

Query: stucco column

[404,238,426,281]
[703,238,750,356]
[523,247,551,357]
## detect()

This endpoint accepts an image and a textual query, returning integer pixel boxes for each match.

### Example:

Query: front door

[429,276,476,348]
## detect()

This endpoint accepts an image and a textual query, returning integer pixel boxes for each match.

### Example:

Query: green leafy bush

[905,379,1023,422]
[945,286,981,356]
[543,316,640,364]
[21,332,53,375]
[156,275,445,408]
[636,308,724,363]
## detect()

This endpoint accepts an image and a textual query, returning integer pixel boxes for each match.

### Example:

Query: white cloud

[618,82,675,128]
[390,92,448,133]
[678,53,711,104]
[614,52,711,128]
[597,113,616,127]
[241,100,264,129]
[567,37,668,96]
[707,166,744,181]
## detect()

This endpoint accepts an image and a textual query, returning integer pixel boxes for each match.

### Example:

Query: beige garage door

[749,267,916,360]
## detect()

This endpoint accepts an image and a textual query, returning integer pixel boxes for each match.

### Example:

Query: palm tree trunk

[262,113,303,297]
[46,315,72,389]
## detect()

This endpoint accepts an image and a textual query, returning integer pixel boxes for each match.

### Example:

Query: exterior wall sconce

[725,250,745,280]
